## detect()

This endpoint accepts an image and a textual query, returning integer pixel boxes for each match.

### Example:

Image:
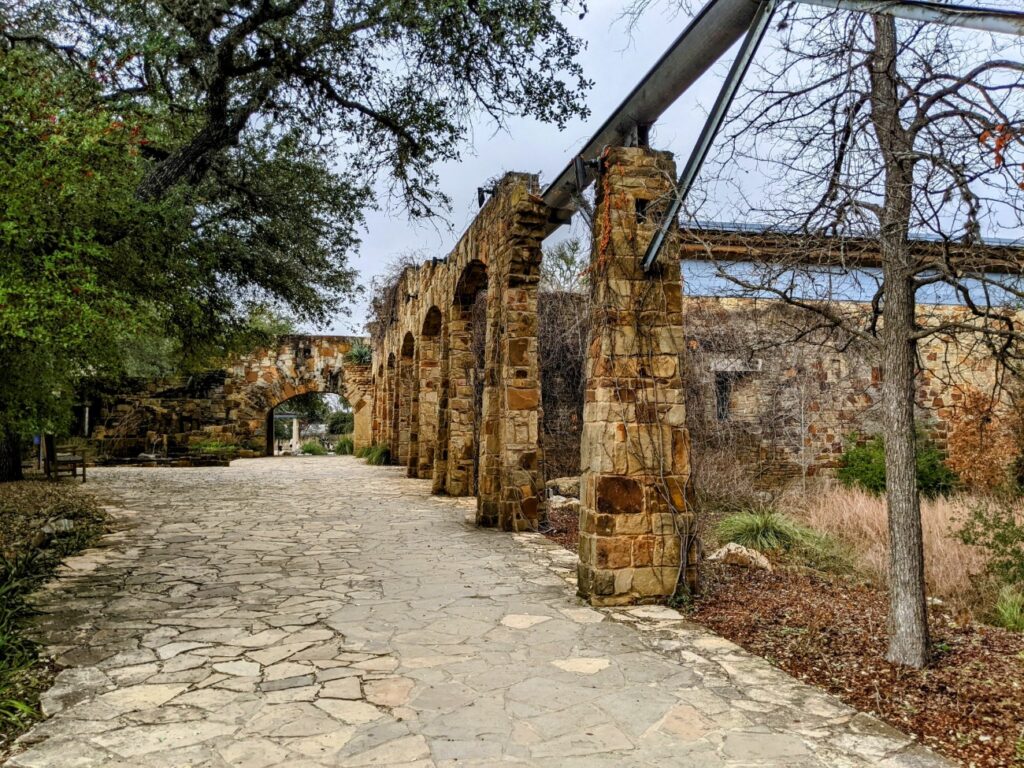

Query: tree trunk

[881,271,929,668]
[870,14,929,668]
[0,428,24,483]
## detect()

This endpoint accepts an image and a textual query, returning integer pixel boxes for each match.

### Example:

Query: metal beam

[638,0,1024,269]
[642,0,776,272]
[794,0,1024,36]
[540,0,763,213]
[541,0,1024,237]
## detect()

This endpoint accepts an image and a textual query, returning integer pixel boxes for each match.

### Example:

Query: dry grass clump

[795,484,990,612]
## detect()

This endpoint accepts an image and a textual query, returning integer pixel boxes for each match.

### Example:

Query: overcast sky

[317,1,1023,335]
[319,0,731,335]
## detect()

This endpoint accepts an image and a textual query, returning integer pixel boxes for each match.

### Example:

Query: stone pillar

[398,351,415,467]
[475,174,548,529]
[417,330,442,478]
[291,417,301,452]
[387,355,399,458]
[445,305,476,495]
[432,327,452,494]
[406,353,420,477]
[342,362,373,451]
[371,365,383,445]
[577,146,695,606]
[476,288,504,526]
[494,240,546,531]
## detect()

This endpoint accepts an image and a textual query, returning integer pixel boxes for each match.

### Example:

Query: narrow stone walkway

[6,458,948,767]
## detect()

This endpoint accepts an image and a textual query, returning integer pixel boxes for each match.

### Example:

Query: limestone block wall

[221,336,354,441]
[682,297,1021,481]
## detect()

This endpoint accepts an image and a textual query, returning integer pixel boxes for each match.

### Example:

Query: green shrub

[327,410,354,435]
[958,497,1024,587]
[344,341,373,365]
[993,586,1024,632]
[716,507,852,573]
[717,509,807,552]
[837,433,958,498]
[364,444,391,465]
[189,439,239,455]
[354,445,370,458]
[335,436,354,455]
[300,441,326,456]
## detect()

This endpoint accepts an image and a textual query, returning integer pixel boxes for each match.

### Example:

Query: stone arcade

[369,148,696,605]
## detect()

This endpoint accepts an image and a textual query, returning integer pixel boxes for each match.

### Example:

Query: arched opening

[398,332,416,471]
[417,307,443,479]
[263,390,343,456]
[444,260,488,496]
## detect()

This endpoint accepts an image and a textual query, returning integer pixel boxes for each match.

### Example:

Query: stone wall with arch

[370,172,551,532]
[92,335,374,456]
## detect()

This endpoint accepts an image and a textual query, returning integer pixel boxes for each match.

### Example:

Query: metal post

[642,0,777,272]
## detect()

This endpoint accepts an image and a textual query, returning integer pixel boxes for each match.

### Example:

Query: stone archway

[221,336,362,453]
[91,335,372,457]
[445,260,488,496]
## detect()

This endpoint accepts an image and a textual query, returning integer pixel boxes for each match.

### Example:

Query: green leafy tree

[7,0,590,210]
[1,1,591,481]
[540,238,588,293]
[284,393,331,424]
[327,410,354,435]
[0,46,164,478]
[0,46,359,479]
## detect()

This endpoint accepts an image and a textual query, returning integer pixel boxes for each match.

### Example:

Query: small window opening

[635,198,649,223]
[715,372,735,421]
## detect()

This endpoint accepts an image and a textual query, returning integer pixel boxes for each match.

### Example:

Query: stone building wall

[683,297,1019,481]
[91,335,370,456]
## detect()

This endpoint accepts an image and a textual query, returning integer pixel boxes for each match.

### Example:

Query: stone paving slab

[3,458,952,767]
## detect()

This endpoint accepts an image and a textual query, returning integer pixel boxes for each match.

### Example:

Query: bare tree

[538,239,590,477]
[634,0,1024,667]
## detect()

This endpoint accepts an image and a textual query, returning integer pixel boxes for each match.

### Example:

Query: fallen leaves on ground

[541,505,578,553]
[691,563,1024,768]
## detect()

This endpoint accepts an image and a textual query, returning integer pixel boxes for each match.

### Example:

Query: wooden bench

[53,453,86,483]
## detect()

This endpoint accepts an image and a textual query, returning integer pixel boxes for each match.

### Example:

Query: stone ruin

[92,144,1022,609]
[367,144,1023,607]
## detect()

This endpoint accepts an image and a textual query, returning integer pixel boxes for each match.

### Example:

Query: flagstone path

[4,458,950,767]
